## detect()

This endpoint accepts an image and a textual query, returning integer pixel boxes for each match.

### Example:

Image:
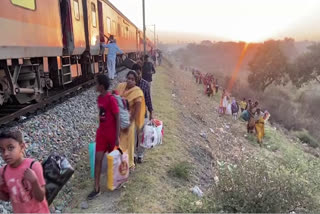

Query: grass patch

[295,129,319,148]
[168,161,192,181]
[175,191,209,213]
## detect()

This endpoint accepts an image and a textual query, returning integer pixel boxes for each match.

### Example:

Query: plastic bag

[89,142,108,178]
[141,122,158,148]
[107,149,129,191]
[89,142,95,178]
[42,153,74,205]
[152,119,164,145]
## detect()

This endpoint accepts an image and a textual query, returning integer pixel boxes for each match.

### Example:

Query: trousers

[107,57,116,79]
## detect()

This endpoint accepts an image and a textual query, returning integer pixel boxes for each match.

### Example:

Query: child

[231,99,239,120]
[239,98,247,112]
[0,131,50,213]
[87,74,120,200]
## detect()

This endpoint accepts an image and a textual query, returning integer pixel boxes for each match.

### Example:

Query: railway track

[0,67,127,127]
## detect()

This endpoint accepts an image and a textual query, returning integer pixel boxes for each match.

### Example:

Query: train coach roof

[102,0,141,31]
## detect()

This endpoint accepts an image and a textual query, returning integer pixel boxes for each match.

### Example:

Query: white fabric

[107,58,116,79]
[222,96,228,108]
[226,104,232,115]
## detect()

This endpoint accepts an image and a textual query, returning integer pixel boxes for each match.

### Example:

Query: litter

[191,185,203,197]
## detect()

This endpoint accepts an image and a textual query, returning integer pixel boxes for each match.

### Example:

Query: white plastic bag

[152,119,163,145]
[141,122,158,149]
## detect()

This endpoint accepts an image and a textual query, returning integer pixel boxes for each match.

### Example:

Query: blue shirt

[101,43,123,59]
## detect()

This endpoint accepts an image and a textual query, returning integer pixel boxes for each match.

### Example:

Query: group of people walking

[192,70,219,97]
[186,65,271,147]
[219,92,270,146]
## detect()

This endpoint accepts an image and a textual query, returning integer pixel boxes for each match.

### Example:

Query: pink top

[0,158,50,213]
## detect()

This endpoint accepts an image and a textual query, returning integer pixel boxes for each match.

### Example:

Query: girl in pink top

[0,131,49,213]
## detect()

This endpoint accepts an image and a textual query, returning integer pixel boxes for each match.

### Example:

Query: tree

[200,40,213,46]
[289,43,320,88]
[248,40,289,91]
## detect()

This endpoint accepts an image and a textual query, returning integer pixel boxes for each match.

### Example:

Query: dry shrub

[210,158,320,213]
[176,157,320,213]
[295,129,319,148]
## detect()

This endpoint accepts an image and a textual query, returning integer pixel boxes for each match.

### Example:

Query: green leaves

[248,40,289,91]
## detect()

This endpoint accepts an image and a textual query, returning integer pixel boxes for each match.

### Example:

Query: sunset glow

[109,0,320,42]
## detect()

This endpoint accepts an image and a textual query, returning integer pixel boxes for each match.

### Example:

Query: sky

[108,0,320,43]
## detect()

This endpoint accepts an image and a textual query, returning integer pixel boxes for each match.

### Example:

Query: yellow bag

[107,148,129,191]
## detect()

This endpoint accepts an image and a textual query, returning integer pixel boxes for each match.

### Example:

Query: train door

[97,1,105,43]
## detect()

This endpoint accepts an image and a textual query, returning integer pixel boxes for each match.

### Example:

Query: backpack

[231,102,239,113]
[111,92,130,129]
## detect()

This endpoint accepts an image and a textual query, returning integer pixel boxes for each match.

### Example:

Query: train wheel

[14,65,43,104]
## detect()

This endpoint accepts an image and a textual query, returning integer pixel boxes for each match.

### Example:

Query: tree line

[248,39,320,91]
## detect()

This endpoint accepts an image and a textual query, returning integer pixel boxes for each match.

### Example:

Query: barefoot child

[0,131,50,213]
[87,74,120,200]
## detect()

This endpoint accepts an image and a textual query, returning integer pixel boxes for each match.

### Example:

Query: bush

[168,161,192,180]
[202,158,320,213]
[296,130,319,148]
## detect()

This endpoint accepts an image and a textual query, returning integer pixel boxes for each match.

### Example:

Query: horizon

[109,0,320,43]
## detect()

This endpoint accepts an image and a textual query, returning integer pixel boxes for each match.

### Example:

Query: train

[0,0,154,106]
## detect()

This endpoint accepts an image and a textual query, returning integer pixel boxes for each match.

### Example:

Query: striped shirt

[137,79,153,113]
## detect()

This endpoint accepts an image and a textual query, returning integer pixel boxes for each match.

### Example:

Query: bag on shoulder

[112,92,130,129]
[231,102,239,113]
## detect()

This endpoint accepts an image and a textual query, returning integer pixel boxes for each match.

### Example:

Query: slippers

[129,166,135,173]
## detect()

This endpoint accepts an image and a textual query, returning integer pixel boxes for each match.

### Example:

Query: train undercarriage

[0,52,137,107]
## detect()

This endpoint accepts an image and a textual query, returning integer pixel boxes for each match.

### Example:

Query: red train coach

[0,0,152,106]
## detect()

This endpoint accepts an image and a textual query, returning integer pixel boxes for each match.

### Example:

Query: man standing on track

[101,36,124,80]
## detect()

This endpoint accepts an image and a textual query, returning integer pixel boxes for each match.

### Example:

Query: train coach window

[125,27,129,39]
[11,0,36,10]
[73,0,80,20]
[112,21,116,35]
[91,3,97,28]
[118,23,121,37]
[106,17,111,34]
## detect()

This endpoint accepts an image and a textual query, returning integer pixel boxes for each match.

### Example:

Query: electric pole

[154,24,156,50]
[142,0,146,55]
